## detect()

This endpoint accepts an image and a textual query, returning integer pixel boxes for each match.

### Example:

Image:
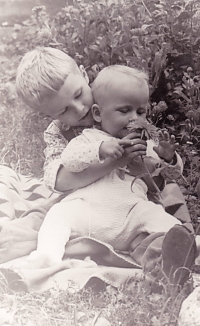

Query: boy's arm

[55,158,123,192]
[43,120,69,191]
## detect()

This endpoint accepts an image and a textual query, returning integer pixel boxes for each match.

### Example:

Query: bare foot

[62,256,97,269]
[27,251,62,269]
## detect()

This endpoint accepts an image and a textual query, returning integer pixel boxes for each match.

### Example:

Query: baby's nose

[129,112,138,122]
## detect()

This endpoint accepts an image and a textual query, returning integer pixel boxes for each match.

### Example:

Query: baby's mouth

[119,127,130,137]
[123,126,131,132]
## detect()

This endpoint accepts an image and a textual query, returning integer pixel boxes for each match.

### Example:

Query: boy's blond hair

[16,47,80,109]
[92,65,148,105]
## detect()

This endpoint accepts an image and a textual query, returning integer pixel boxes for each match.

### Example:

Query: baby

[28,65,196,288]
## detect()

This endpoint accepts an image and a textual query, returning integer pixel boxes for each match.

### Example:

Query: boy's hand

[153,130,179,163]
[99,140,125,160]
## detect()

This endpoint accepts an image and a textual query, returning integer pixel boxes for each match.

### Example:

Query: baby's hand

[99,140,125,160]
[153,130,179,162]
[119,132,147,164]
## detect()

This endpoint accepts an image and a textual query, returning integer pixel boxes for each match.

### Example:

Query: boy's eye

[74,89,82,99]
[61,107,69,115]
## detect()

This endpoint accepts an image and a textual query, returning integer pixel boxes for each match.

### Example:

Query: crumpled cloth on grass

[0,165,192,293]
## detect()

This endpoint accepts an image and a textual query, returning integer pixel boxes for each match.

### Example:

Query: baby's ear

[92,104,101,123]
[79,65,89,84]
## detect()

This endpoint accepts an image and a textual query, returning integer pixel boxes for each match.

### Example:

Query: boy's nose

[74,102,84,113]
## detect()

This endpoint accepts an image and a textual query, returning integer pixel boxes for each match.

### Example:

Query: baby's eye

[137,108,146,115]
[119,106,131,114]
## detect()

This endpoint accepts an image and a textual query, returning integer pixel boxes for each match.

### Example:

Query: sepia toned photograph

[0,0,200,325]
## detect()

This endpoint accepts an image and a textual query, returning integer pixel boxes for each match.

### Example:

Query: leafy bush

[1,0,200,196]
[3,0,200,144]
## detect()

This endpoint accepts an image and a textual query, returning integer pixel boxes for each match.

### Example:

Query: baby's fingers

[158,129,170,140]
[128,150,147,160]
[169,134,177,144]
[119,138,146,148]
[118,139,134,147]
[173,142,179,150]
[167,134,179,148]
[111,150,123,159]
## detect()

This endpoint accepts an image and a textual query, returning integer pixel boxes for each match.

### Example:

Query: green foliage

[1,0,200,196]
[3,0,200,148]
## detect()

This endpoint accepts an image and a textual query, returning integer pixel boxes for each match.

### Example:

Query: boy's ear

[92,104,102,123]
[79,65,89,84]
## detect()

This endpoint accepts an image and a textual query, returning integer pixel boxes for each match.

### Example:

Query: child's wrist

[165,154,177,165]
[99,142,106,160]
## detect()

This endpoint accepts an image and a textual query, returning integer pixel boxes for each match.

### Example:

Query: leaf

[101,52,110,65]
[141,24,153,31]
[151,167,165,177]
[197,180,200,199]
[89,44,100,52]
[99,37,107,50]
[173,89,191,103]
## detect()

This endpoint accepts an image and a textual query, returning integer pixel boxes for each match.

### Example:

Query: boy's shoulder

[45,120,82,134]
[44,120,86,141]
[44,120,65,138]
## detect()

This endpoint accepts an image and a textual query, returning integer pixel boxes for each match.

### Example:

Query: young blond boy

[24,64,197,288]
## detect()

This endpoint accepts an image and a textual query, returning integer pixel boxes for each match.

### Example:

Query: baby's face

[97,75,149,138]
[41,72,94,127]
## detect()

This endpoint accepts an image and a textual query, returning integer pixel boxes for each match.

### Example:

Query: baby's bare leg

[28,202,71,267]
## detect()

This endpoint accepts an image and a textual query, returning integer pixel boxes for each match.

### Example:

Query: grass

[0,54,199,326]
[0,273,190,326]
[0,54,50,177]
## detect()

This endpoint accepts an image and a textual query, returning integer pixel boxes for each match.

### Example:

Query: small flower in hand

[126,120,161,194]
[127,120,159,143]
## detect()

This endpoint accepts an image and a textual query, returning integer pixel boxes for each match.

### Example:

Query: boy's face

[94,75,149,138]
[41,70,94,127]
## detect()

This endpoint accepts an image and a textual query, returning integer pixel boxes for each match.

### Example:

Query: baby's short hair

[92,65,148,104]
[16,47,80,109]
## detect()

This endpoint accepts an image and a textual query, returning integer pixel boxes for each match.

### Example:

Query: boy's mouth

[79,109,91,121]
